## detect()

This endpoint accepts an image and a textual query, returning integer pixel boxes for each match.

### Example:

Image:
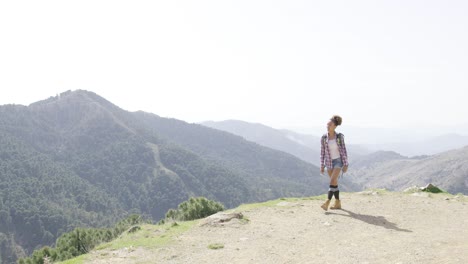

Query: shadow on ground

[326,209,412,232]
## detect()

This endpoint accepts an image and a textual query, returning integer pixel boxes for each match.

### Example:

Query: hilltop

[66,191,468,264]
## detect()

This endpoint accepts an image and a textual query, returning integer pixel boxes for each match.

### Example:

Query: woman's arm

[340,134,349,170]
[320,136,325,172]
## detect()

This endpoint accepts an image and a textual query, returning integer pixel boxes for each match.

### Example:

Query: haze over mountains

[368,134,468,157]
[202,120,369,166]
[285,124,468,156]
[347,147,468,194]
[202,120,468,195]
[203,119,468,159]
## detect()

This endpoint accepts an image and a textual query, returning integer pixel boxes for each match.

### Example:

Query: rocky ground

[84,191,468,264]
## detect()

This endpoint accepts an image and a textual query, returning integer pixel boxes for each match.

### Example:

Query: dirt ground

[86,191,468,264]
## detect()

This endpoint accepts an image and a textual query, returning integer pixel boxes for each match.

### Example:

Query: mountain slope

[347,147,468,194]
[202,120,321,166]
[0,129,123,263]
[65,191,468,264]
[201,120,369,166]
[132,113,352,199]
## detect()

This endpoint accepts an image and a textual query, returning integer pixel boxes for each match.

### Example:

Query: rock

[200,212,244,226]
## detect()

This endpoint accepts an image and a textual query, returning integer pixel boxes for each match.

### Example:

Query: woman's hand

[342,166,348,173]
[320,166,325,175]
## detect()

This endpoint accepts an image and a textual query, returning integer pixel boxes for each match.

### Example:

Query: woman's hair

[331,115,342,126]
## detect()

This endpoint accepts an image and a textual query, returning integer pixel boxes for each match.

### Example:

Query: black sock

[334,186,340,200]
[328,185,335,200]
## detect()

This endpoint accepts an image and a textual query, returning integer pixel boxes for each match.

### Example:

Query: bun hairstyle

[331,115,342,126]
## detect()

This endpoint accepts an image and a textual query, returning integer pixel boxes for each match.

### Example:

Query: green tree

[164,197,224,221]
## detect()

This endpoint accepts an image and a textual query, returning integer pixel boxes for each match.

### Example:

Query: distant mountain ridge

[368,133,468,156]
[201,120,468,195]
[201,120,369,166]
[285,125,468,156]
[0,90,338,262]
[202,120,321,166]
[347,147,468,194]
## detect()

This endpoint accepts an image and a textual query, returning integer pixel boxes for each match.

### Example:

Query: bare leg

[330,168,341,186]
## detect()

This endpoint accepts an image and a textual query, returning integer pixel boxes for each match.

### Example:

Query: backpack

[322,133,343,146]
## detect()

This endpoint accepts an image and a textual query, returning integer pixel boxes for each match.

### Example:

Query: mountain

[202,120,321,166]
[349,150,409,169]
[201,120,369,166]
[129,114,362,195]
[0,90,338,263]
[346,147,468,194]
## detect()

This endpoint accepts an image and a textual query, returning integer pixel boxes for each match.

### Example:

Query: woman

[320,115,348,211]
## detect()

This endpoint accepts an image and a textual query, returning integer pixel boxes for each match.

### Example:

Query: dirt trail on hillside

[88,192,468,264]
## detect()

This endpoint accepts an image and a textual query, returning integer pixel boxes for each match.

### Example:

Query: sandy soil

[85,191,468,264]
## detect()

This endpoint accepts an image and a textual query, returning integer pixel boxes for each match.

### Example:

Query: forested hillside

[0,90,332,263]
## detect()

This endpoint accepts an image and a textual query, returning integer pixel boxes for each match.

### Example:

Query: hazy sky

[1,0,467,132]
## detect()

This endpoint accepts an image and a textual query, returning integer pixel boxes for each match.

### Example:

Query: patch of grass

[208,243,224,250]
[454,193,468,202]
[97,221,196,250]
[60,221,197,263]
[239,215,250,224]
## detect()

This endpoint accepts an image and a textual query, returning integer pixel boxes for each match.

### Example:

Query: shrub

[164,197,224,221]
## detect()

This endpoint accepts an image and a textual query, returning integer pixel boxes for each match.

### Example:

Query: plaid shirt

[320,133,349,170]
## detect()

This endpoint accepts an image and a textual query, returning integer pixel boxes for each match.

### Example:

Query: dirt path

[87,191,468,264]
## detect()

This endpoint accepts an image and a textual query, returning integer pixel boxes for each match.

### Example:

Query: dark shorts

[332,158,343,169]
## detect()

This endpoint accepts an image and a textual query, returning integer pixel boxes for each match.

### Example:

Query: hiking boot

[321,200,331,211]
[330,199,341,210]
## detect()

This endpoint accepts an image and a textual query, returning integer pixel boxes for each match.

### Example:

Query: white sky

[1,0,467,131]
